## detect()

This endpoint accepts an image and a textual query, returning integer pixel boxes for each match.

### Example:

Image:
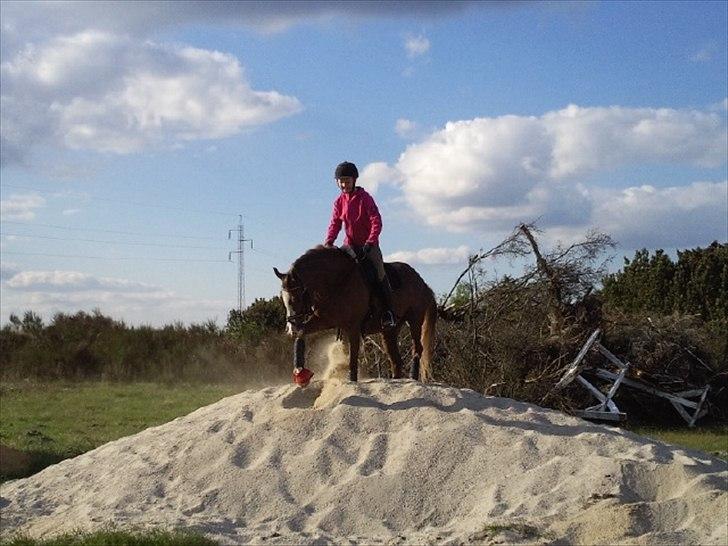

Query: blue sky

[1,0,726,326]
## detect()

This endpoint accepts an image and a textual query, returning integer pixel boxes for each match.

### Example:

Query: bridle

[285,284,316,327]
[282,252,357,328]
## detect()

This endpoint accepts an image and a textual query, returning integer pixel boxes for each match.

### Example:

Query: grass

[631,425,728,460]
[0,528,217,545]
[469,522,548,542]
[0,381,241,480]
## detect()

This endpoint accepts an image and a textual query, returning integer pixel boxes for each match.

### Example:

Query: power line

[2,232,228,250]
[2,250,231,263]
[0,183,237,217]
[2,222,291,261]
[251,246,289,262]
[0,220,222,241]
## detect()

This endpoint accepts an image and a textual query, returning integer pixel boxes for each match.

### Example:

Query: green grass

[631,425,728,460]
[1,528,217,545]
[468,522,548,542]
[0,381,241,479]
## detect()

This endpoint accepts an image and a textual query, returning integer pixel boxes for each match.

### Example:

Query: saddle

[334,246,403,336]
[346,246,401,290]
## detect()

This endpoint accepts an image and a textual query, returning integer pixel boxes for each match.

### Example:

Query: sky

[1,0,726,327]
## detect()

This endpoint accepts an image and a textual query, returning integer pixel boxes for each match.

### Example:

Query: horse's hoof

[293,367,314,387]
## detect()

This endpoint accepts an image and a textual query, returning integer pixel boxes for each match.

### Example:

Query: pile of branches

[599,311,727,423]
[429,224,612,411]
[430,224,725,424]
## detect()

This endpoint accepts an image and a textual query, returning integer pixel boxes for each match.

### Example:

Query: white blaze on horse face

[281,289,294,336]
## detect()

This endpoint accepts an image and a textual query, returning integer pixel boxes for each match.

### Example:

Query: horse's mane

[290,246,353,289]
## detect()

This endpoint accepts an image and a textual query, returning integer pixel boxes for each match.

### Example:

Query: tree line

[2,237,726,423]
[602,242,727,322]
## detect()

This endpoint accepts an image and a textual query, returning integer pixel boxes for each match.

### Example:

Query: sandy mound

[1,379,726,545]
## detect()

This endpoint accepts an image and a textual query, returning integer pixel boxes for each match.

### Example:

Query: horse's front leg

[293,336,306,370]
[292,336,314,387]
[347,329,361,382]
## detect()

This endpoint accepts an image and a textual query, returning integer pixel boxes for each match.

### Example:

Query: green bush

[0,306,292,385]
[602,242,728,321]
[226,297,286,344]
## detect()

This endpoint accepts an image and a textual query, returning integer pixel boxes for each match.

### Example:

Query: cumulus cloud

[1,31,301,164]
[591,181,728,249]
[357,162,400,194]
[386,245,470,265]
[0,0,512,166]
[0,193,45,220]
[376,104,726,233]
[404,34,430,57]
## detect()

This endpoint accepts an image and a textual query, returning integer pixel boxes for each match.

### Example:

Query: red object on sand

[293,367,314,387]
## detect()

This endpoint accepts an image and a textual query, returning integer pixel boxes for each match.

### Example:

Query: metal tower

[229,215,253,313]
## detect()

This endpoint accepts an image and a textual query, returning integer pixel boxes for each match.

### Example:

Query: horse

[273,245,437,382]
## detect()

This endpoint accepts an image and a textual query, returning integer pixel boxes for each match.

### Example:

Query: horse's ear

[273,267,286,280]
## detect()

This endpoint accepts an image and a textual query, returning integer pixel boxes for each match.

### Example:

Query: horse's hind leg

[347,329,361,382]
[408,317,423,380]
[381,328,405,379]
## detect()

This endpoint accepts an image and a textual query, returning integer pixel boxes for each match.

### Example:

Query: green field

[0,382,241,480]
[1,381,726,482]
[631,425,728,460]
[1,528,216,546]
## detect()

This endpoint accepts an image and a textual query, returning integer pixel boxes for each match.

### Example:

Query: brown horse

[274,246,437,382]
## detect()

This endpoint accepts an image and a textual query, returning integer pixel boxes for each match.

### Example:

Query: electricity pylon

[229,215,253,313]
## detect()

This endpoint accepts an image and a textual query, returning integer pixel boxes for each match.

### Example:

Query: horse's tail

[419,289,437,382]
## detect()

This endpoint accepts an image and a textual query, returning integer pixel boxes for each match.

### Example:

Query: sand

[1,375,726,545]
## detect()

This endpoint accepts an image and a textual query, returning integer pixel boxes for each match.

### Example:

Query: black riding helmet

[335,161,358,179]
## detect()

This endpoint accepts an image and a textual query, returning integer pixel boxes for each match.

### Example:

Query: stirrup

[381,310,396,328]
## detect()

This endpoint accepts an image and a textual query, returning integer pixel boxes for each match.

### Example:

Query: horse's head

[274,267,314,336]
[274,247,357,335]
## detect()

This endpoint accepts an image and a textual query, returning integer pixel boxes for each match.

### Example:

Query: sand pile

[1,379,726,545]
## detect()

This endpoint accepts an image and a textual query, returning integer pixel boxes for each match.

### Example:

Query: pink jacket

[325,187,382,247]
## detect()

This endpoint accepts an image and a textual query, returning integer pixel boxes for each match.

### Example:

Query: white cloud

[357,161,400,194]
[6,270,160,293]
[591,181,728,249]
[62,208,81,216]
[404,34,430,57]
[536,180,728,250]
[0,261,20,280]
[381,104,726,234]
[1,268,230,325]
[0,193,45,220]
[395,118,418,138]
[1,31,302,164]
[386,245,470,265]
[0,2,479,40]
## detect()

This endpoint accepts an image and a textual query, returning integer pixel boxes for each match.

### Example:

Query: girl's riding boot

[381,276,396,328]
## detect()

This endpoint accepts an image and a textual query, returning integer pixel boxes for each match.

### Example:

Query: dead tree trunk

[519,224,567,337]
